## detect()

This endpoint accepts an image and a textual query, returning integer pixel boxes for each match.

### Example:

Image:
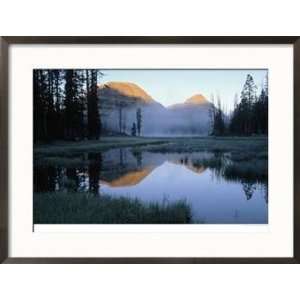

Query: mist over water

[99,84,212,137]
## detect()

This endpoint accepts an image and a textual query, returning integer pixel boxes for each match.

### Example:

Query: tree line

[34,69,102,143]
[34,69,144,142]
[210,74,268,136]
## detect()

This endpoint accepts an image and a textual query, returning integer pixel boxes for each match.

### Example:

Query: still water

[34,148,268,224]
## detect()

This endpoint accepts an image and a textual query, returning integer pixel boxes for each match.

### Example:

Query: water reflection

[88,153,102,193]
[101,167,155,187]
[34,148,268,224]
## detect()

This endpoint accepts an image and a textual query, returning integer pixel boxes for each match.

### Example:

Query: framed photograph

[0,36,299,263]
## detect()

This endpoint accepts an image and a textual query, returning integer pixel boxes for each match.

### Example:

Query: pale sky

[100,69,268,111]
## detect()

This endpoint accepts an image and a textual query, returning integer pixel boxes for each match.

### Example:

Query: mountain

[98,81,212,136]
[98,81,154,104]
[185,94,209,105]
[169,94,210,110]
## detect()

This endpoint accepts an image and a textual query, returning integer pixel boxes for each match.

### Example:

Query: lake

[34,148,268,224]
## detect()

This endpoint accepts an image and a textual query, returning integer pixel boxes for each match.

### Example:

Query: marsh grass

[34,192,192,224]
[191,152,267,183]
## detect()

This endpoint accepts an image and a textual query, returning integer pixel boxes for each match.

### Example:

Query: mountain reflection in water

[100,167,155,187]
[34,148,268,224]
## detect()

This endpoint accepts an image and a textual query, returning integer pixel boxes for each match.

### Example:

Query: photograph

[33,69,268,225]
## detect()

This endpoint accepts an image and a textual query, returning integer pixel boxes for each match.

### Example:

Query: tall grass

[34,192,192,224]
[191,153,267,184]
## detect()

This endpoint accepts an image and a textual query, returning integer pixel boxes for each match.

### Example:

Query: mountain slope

[99,81,157,105]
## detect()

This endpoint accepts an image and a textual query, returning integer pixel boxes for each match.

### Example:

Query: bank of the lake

[34,136,267,155]
[34,192,192,224]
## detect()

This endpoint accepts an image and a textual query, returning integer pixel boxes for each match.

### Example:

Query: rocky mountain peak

[185,94,208,105]
[98,81,154,104]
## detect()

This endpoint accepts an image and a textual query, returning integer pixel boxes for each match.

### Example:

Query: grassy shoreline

[34,136,267,155]
[34,192,192,224]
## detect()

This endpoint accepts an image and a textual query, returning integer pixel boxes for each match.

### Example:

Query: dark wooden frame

[0,36,299,264]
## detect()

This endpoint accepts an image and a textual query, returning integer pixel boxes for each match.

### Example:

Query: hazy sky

[100,69,268,111]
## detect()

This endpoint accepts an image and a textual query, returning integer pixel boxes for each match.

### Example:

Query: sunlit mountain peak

[185,94,208,105]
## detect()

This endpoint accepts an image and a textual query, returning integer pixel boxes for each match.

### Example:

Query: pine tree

[229,93,239,134]
[254,78,268,135]
[229,74,259,136]
[34,70,46,141]
[241,74,257,104]
[33,70,55,141]
[240,74,257,134]
[87,70,101,139]
[136,107,142,136]
[131,122,137,136]
[45,69,56,141]
[209,94,216,135]
[116,101,126,134]
[52,69,64,139]
[64,70,77,139]
[262,73,268,134]
[34,69,66,142]
[210,94,225,136]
